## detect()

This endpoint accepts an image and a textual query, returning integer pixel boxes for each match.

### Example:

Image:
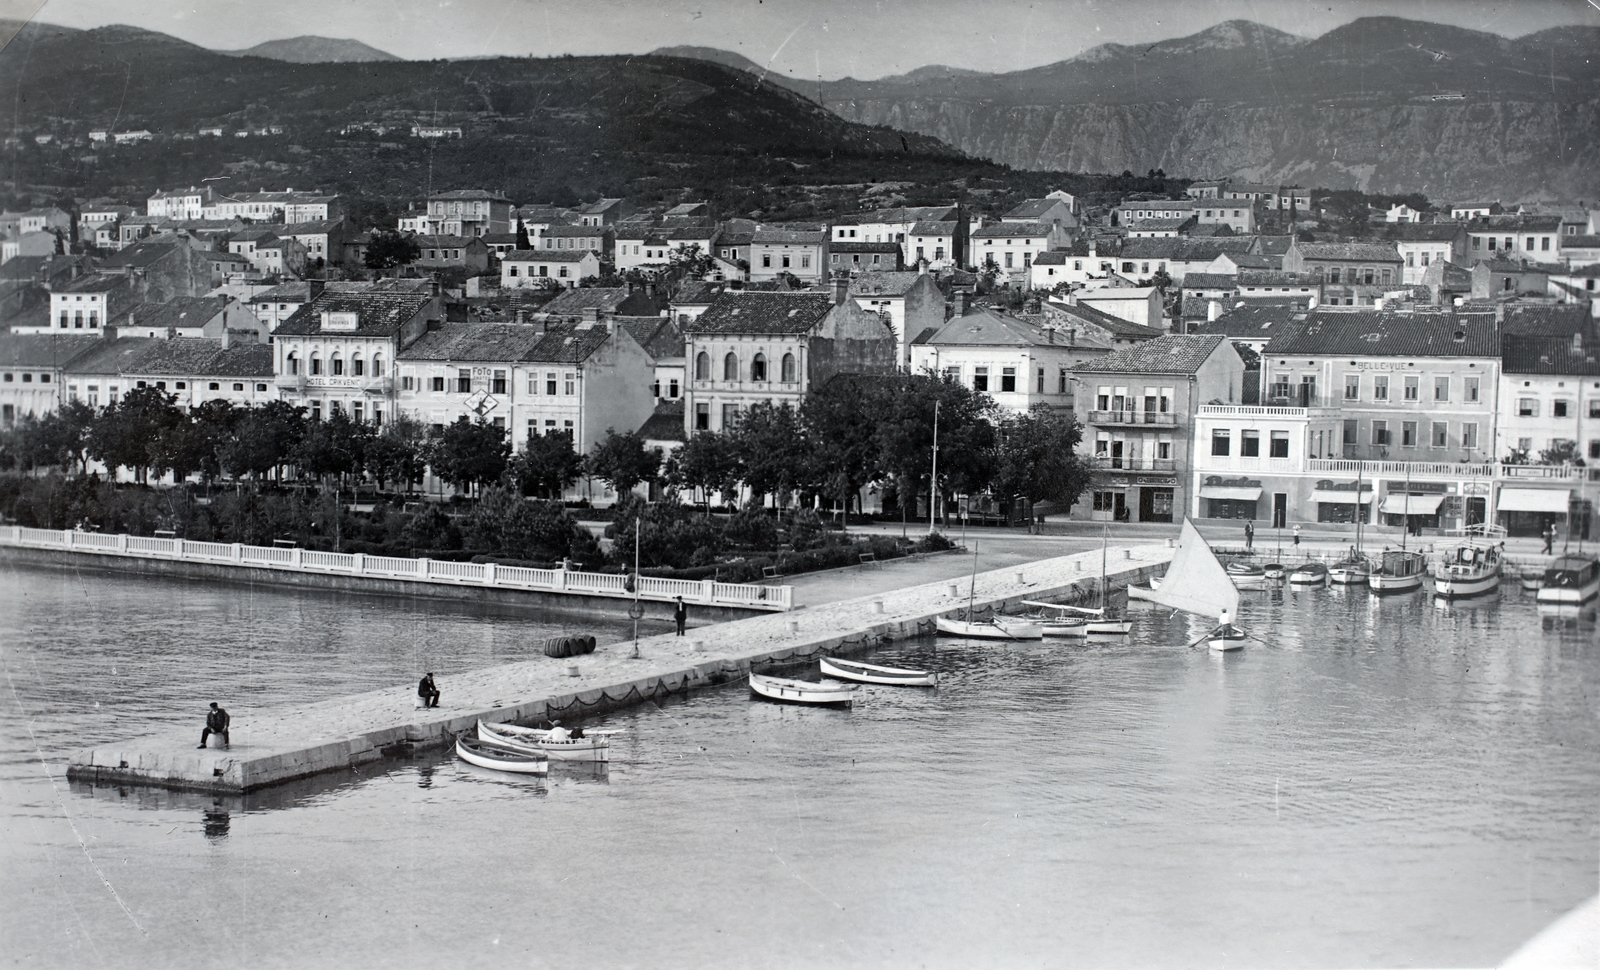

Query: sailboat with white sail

[1147,518,1246,651]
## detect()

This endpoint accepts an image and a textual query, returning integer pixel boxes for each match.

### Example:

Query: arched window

[351,355,364,377]
[751,353,767,382]
[781,353,796,383]
[371,355,384,377]
[695,352,711,380]
[287,352,300,376]
[331,355,344,376]
[310,354,322,376]
[723,352,739,381]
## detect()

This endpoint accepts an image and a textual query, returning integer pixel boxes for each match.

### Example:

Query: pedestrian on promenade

[198,702,230,749]
[1244,521,1254,550]
[418,672,440,709]
[1292,524,1301,549]
[1543,523,1555,555]
[673,596,687,636]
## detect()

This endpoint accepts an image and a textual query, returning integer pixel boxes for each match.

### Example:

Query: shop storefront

[1380,490,1445,532]
[1310,480,1373,524]
[1197,477,1262,520]
[1496,487,1571,537]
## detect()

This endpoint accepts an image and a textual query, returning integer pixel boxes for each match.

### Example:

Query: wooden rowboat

[456,735,548,775]
[934,616,1044,640]
[477,720,612,762]
[818,657,937,687]
[749,672,856,707]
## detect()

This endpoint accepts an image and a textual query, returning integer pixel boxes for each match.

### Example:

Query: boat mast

[967,541,979,619]
[1101,525,1109,610]
[1355,464,1364,556]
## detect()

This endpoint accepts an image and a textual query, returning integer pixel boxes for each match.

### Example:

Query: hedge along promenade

[0,525,793,611]
[65,542,1175,794]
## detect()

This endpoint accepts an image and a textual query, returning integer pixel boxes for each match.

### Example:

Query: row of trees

[1,372,1093,526]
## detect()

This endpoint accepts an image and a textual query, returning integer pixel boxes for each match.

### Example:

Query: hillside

[671,17,1600,198]
[221,36,400,63]
[0,22,1025,221]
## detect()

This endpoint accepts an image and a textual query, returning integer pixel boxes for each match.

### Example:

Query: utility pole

[929,399,940,534]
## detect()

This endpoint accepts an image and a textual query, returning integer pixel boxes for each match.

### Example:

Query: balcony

[274,373,306,391]
[1086,409,1178,428]
[1198,404,1309,418]
[362,376,393,395]
[1097,458,1176,473]
[1308,458,1496,479]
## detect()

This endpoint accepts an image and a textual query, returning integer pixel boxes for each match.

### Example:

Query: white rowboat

[934,616,1044,640]
[749,672,856,707]
[818,657,938,687]
[476,720,613,762]
[456,736,549,775]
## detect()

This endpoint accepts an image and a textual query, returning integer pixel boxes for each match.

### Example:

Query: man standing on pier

[674,596,687,636]
[198,702,230,749]
[1244,521,1254,550]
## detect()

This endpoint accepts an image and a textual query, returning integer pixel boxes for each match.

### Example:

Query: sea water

[1,563,1595,968]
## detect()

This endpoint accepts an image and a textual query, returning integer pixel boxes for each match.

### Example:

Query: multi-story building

[112,296,261,340]
[1466,215,1563,265]
[1450,201,1502,220]
[538,225,612,255]
[500,250,600,288]
[422,190,513,237]
[1495,331,1600,536]
[63,336,275,415]
[969,221,1069,283]
[613,228,673,272]
[1281,241,1404,305]
[681,283,897,434]
[271,280,440,425]
[831,206,965,268]
[577,198,629,228]
[910,298,1109,413]
[848,271,945,367]
[246,282,323,332]
[828,242,902,275]
[145,187,216,221]
[1002,195,1078,231]
[749,227,828,283]
[17,276,137,335]
[1070,334,1244,524]
[0,333,101,424]
[1389,223,1467,284]
[1075,286,1165,330]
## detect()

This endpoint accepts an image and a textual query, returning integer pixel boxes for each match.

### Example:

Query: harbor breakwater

[62,542,1174,794]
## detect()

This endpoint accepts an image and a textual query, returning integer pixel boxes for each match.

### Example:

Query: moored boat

[749,672,856,707]
[1520,570,1546,592]
[476,720,613,762]
[456,735,549,775]
[1262,562,1285,580]
[1433,530,1505,598]
[1535,554,1600,604]
[1225,561,1268,590]
[1020,600,1130,636]
[1368,549,1427,593]
[934,615,1045,640]
[818,657,938,687]
[1328,553,1373,585]
[1287,562,1329,585]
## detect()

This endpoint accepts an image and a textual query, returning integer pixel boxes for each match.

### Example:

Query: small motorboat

[1328,555,1373,585]
[477,720,613,762]
[1520,570,1546,592]
[1369,549,1427,593]
[1433,530,1505,598]
[1287,562,1329,586]
[934,615,1044,640]
[819,657,938,687]
[1536,554,1600,604]
[1261,562,1285,580]
[749,672,856,707]
[456,735,549,775]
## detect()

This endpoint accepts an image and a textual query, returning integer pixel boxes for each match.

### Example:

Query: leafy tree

[1539,440,1583,466]
[514,218,532,251]
[23,400,96,473]
[425,417,510,496]
[990,406,1093,525]
[605,493,722,569]
[801,375,884,524]
[465,487,597,561]
[668,430,740,513]
[585,427,661,498]
[293,409,371,485]
[88,385,185,483]
[727,401,807,508]
[363,229,420,271]
[510,429,583,499]
[365,414,428,492]
[668,242,716,279]
[874,373,996,527]
[218,400,306,482]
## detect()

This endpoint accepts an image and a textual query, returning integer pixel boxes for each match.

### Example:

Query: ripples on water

[1,563,1595,969]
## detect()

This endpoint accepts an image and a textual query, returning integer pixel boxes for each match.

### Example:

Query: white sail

[1146,518,1240,621]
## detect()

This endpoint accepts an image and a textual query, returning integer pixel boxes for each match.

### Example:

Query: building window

[331,356,344,376]
[695,352,710,380]
[1518,398,1538,417]
[1431,422,1448,448]
[1590,399,1600,419]
[1434,377,1448,401]
[1463,422,1478,450]
[457,369,472,393]
[1267,431,1289,458]
[971,367,988,392]
[751,353,768,382]
[762,254,771,268]
[1403,376,1419,400]
[721,403,738,428]
[1240,430,1260,457]
[695,403,709,430]
[546,373,557,395]
[564,374,575,395]
[723,353,739,381]
[781,353,796,383]
[781,255,791,269]
[1373,376,1388,400]
[1000,367,1016,393]
[1058,369,1068,394]
[1211,430,1231,456]
[431,376,446,392]
[1036,368,1045,393]
[668,379,679,398]
[1401,421,1417,447]
[1373,420,1389,446]
[1344,375,1359,400]
[1554,399,1569,417]
[1464,377,1478,402]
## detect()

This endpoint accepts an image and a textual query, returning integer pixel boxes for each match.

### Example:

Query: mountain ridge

[220,35,400,63]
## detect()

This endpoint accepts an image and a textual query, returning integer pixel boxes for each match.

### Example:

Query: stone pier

[66,543,1173,793]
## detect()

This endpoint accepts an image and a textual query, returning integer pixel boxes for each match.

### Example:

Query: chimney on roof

[516,308,527,326]
[581,307,599,328]
[952,289,967,318]
[832,270,849,306]
[1494,303,1505,325]
[1207,299,1221,323]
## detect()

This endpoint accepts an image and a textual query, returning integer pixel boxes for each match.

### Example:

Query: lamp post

[928,399,940,534]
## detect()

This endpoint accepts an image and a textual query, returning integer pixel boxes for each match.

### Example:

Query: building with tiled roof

[910,298,1110,412]
[60,336,275,415]
[970,220,1070,282]
[637,399,687,447]
[1382,223,1468,284]
[1001,197,1078,231]
[1070,334,1243,524]
[1496,328,1600,531]
[750,227,828,283]
[1466,214,1563,266]
[500,249,602,288]
[1127,217,1197,238]
[112,296,260,341]
[1560,234,1600,266]
[829,240,903,275]
[682,287,896,434]
[847,270,944,366]
[0,333,104,424]
[538,285,665,322]
[272,282,441,424]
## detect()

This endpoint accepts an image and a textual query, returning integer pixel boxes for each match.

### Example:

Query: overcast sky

[12,0,1600,79]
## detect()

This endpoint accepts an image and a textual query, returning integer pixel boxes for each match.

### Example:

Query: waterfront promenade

[66,542,1173,793]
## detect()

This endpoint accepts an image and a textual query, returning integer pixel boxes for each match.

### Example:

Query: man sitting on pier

[198,702,230,749]
[418,673,440,709]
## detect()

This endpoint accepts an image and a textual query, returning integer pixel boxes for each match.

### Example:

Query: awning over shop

[1310,488,1374,504]
[1380,493,1445,515]
[1497,487,1572,513]
[1198,486,1262,501]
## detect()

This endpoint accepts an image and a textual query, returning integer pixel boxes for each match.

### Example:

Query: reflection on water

[2,562,1598,969]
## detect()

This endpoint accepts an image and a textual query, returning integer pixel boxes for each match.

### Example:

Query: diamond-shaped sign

[465,389,498,416]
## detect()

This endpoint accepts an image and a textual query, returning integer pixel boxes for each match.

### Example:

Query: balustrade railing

[0,526,791,610]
